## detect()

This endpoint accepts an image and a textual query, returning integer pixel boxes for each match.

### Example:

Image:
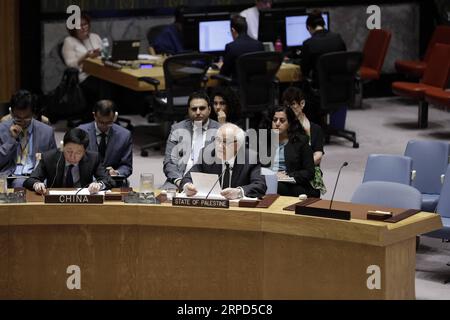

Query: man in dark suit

[78,100,133,179]
[300,10,347,124]
[24,128,115,194]
[219,15,265,81]
[181,123,266,199]
[301,10,347,82]
[0,90,57,187]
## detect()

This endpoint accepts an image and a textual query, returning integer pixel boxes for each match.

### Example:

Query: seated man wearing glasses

[180,123,266,200]
[162,91,220,190]
[0,90,57,187]
[78,100,133,184]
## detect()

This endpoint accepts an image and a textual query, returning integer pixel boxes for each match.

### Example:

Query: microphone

[329,161,349,210]
[205,166,228,199]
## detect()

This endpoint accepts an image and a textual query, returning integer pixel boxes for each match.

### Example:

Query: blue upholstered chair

[404,140,450,212]
[424,164,450,240]
[362,154,414,185]
[351,181,422,210]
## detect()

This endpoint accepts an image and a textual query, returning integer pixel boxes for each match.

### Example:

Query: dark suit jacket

[23,149,115,190]
[220,34,265,80]
[265,134,315,185]
[301,30,347,85]
[180,147,267,199]
[78,122,133,178]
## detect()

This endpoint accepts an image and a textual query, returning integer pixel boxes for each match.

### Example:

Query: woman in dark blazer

[265,105,320,198]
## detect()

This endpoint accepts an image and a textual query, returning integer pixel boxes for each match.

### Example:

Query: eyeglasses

[216,138,238,146]
[190,106,208,112]
[96,120,114,127]
[12,116,33,124]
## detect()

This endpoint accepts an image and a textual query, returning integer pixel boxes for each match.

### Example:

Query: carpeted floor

[54,96,450,299]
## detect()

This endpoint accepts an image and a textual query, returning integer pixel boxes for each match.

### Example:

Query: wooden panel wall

[0,0,20,103]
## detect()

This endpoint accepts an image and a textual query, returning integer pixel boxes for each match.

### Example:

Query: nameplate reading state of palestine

[172,197,229,208]
[44,195,104,204]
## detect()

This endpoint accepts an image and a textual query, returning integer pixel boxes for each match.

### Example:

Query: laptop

[110,40,141,61]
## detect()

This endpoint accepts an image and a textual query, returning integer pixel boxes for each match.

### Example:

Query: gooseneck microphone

[205,166,228,199]
[329,162,349,210]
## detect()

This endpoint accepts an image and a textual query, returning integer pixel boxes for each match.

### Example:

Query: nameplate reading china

[44,195,104,204]
[172,197,229,208]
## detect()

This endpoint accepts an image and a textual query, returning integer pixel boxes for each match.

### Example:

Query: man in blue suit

[78,100,133,180]
[0,90,57,187]
[219,15,265,81]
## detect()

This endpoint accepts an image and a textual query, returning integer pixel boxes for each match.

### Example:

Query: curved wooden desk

[83,58,301,92]
[0,195,441,299]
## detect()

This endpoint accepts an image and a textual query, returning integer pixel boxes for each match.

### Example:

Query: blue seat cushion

[421,194,439,212]
[424,217,450,239]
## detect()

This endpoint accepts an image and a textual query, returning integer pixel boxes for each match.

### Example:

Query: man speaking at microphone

[23,128,115,194]
[181,123,266,200]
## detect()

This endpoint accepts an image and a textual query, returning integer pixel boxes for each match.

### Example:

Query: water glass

[166,188,177,201]
[139,173,154,194]
[0,174,7,194]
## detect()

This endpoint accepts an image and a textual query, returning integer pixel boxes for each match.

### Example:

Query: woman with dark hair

[209,87,243,126]
[282,86,327,195]
[61,13,108,110]
[266,105,320,198]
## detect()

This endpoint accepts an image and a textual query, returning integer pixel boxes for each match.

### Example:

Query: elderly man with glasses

[180,123,267,200]
[0,90,57,187]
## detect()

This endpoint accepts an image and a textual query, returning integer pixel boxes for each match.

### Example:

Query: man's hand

[9,124,22,139]
[184,183,197,197]
[220,188,242,200]
[277,171,289,180]
[88,182,102,194]
[217,110,227,124]
[33,182,47,195]
[106,167,119,176]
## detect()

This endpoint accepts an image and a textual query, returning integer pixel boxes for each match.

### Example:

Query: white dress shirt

[240,6,260,40]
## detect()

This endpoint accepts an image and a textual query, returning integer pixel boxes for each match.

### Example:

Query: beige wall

[0,0,20,103]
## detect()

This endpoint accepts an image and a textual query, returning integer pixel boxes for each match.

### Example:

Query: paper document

[48,189,107,196]
[190,172,223,198]
[278,177,296,183]
[138,54,160,60]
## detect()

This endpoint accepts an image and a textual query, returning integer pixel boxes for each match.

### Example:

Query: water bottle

[101,38,110,60]
[275,36,283,53]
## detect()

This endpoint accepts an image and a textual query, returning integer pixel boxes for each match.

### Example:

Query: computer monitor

[285,12,330,48]
[258,7,306,43]
[199,20,233,53]
[182,11,231,52]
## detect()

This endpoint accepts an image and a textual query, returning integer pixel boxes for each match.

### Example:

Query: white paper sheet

[190,172,223,198]
[48,189,107,195]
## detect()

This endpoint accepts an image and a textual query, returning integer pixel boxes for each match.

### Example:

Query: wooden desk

[0,195,441,299]
[83,58,301,92]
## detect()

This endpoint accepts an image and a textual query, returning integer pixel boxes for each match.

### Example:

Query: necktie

[222,162,231,189]
[192,125,203,164]
[65,165,74,188]
[98,133,107,161]
[17,128,29,165]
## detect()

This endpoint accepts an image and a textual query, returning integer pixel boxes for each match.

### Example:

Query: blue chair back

[436,164,450,218]
[351,181,422,209]
[404,140,450,194]
[362,154,413,185]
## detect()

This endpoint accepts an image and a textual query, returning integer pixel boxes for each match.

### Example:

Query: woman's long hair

[209,86,242,123]
[266,105,306,141]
